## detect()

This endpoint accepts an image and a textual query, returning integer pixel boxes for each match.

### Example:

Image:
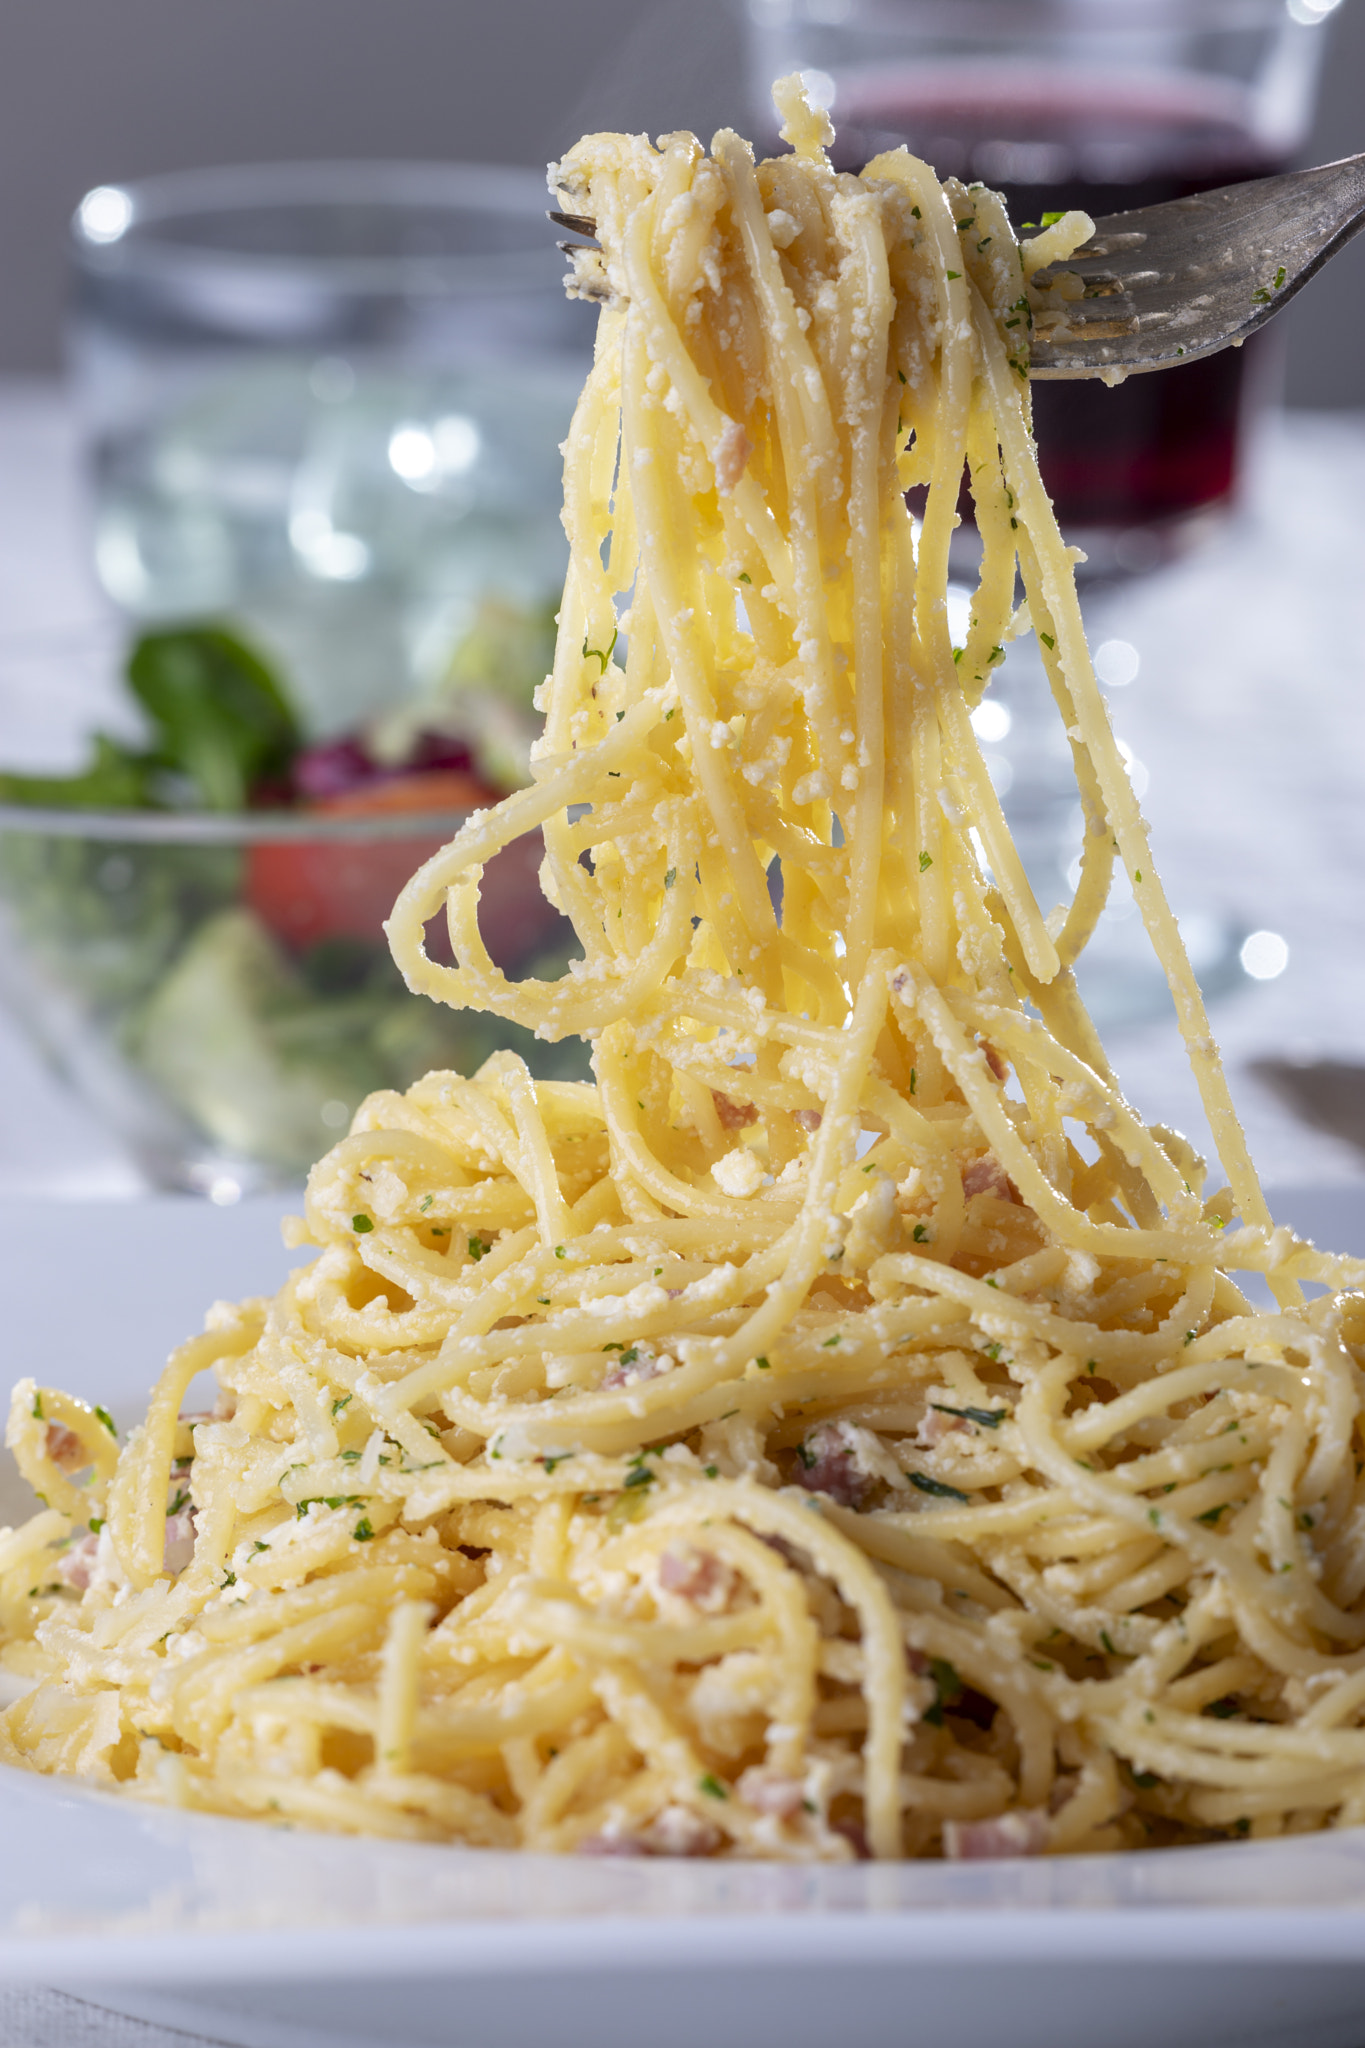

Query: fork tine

[549,210,598,240]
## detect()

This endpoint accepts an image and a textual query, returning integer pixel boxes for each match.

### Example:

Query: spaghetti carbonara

[5,82,1365,1863]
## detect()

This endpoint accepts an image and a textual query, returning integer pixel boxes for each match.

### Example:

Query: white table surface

[2,382,1365,2043]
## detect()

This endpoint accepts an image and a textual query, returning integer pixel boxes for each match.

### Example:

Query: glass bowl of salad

[0,626,585,1196]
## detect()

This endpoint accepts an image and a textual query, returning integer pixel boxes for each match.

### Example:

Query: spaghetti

[5,81,1365,1862]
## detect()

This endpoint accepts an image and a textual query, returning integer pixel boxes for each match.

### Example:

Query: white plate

[3,1193,1365,2048]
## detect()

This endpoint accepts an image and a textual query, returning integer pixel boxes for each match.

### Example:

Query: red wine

[800,68,1287,547]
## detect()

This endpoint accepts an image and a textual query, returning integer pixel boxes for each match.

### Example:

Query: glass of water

[68,161,593,739]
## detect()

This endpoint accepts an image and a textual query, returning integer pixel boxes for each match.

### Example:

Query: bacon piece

[54,1532,99,1591]
[917,1407,967,1447]
[792,1422,874,1509]
[658,1545,737,1613]
[578,1831,648,1857]
[737,1767,806,1819]
[980,1041,1008,1082]
[712,1089,758,1130]
[961,1154,1019,1203]
[44,1422,86,1471]
[602,1347,665,1390]
[943,1809,1048,1860]
[641,1805,721,1856]
[792,1109,822,1134]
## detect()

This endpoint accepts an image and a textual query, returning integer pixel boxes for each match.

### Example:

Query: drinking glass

[68,162,593,737]
[744,0,1336,573]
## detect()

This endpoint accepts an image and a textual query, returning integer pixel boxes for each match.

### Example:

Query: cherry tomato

[244,770,563,969]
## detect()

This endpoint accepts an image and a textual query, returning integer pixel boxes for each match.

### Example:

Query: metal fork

[1029,151,1365,379]
[554,151,1365,381]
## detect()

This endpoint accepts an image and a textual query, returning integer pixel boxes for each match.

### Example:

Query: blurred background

[1,0,1360,399]
[0,0,1363,1216]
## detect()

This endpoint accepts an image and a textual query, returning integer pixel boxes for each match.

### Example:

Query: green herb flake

[31,1395,43,1421]
[912,1224,930,1244]
[699,1773,728,1799]
[351,1214,373,1234]
[87,1516,105,1535]
[555,1245,566,1259]
[1100,1630,1117,1655]
[946,269,961,280]
[738,572,751,584]
[754,1356,771,1371]
[923,1656,964,1724]
[623,1463,655,1490]
[931,1401,1007,1430]
[664,867,677,888]
[419,1195,434,1214]
[909,1068,917,1095]
[1039,631,1055,650]
[353,1517,375,1542]
[1205,1697,1239,1719]
[910,1472,970,1504]
[467,1235,491,1262]
[919,850,933,872]
[582,627,619,674]
[332,1394,352,1417]
[94,1404,117,1437]
[1274,266,1287,289]
[704,1464,719,1478]
[1197,1504,1229,1526]
[911,205,922,219]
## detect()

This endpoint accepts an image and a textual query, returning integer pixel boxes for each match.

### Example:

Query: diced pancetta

[658,1545,737,1613]
[44,1423,85,1472]
[961,1154,1018,1203]
[793,1422,874,1509]
[942,1809,1048,1860]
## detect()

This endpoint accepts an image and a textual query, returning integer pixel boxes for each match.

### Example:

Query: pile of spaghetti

[5,82,1365,1862]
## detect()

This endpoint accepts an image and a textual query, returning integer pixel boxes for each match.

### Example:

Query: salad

[0,619,587,1185]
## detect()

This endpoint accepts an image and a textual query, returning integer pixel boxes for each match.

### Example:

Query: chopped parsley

[467,1235,491,1262]
[1039,631,1054,650]
[94,1405,117,1437]
[331,1394,352,1417]
[910,1472,970,1503]
[909,1068,917,1094]
[919,850,933,872]
[946,269,961,280]
[31,1394,42,1421]
[698,1773,728,1799]
[87,1516,105,1535]
[1274,265,1287,289]
[353,1518,375,1542]
[912,1224,930,1244]
[542,1453,573,1475]
[665,867,677,888]
[738,571,751,584]
[295,1494,362,1518]
[582,627,618,674]
[754,1356,771,1370]
[351,1214,373,1234]
[930,1402,1006,1429]
[419,1194,434,1213]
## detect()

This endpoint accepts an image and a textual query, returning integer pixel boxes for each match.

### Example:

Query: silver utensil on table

[554,149,1365,383]
[1250,1058,1365,1164]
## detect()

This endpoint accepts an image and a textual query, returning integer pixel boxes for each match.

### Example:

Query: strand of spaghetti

[972,280,1282,1268]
